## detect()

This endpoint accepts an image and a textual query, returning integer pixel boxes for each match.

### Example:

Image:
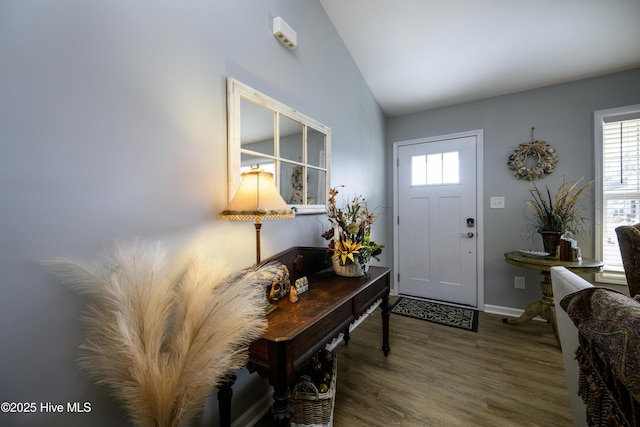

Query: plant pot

[539,230,562,258]
[332,257,367,277]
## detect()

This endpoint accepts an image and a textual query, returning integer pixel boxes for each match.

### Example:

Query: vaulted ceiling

[320,0,640,116]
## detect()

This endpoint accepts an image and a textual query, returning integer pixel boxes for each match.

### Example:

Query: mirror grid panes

[307,128,326,168]
[307,167,326,205]
[240,98,274,156]
[279,115,303,163]
[240,153,275,175]
[228,78,331,214]
[280,162,302,204]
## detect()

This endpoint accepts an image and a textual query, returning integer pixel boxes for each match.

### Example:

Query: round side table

[503,251,603,344]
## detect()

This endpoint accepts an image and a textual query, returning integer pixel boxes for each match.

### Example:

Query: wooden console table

[503,251,603,343]
[218,247,391,426]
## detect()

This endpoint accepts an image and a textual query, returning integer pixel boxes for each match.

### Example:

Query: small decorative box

[295,276,309,294]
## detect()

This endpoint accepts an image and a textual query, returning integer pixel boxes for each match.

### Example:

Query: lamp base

[254,221,262,265]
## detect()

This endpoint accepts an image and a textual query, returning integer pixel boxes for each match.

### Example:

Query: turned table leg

[381,293,390,356]
[503,271,560,345]
[271,385,293,426]
[217,374,236,427]
[343,325,351,346]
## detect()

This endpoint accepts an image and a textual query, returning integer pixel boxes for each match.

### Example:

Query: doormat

[391,297,479,332]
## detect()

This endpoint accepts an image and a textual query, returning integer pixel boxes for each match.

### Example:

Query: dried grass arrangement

[44,240,267,427]
[526,177,592,234]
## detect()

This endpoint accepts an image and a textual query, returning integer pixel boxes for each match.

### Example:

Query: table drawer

[354,276,388,317]
[290,300,354,368]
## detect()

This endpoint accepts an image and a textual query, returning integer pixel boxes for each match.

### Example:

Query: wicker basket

[290,354,337,427]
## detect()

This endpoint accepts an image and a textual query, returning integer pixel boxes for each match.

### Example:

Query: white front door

[394,132,481,307]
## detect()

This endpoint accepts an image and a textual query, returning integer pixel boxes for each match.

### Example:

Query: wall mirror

[227,78,331,214]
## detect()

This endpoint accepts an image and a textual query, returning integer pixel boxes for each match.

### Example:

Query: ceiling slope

[320,0,640,116]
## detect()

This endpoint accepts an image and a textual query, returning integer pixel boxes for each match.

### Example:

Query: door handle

[460,232,474,238]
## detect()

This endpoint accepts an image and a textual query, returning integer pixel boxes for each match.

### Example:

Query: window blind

[601,116,640,274]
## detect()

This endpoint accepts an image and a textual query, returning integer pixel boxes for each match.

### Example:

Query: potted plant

[322,186,384,276]
[526,177,591,256]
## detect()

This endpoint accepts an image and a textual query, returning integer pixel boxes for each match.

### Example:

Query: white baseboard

[234,392,272,427]
[483,304,545,322]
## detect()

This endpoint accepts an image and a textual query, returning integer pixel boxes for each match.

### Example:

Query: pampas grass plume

[44,240,267,427]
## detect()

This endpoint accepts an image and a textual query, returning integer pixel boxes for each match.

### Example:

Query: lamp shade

[219,169,295,220]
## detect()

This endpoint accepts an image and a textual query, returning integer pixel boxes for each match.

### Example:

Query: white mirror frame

[227,78,331,214]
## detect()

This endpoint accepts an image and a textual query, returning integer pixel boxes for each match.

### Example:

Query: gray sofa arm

[551,266,591,427]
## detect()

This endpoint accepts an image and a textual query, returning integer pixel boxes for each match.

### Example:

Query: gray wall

[0,1,386,426]
[3,0,637,425]
[387,68,640,310]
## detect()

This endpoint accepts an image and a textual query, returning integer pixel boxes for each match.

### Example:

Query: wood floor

[255,304,573,426]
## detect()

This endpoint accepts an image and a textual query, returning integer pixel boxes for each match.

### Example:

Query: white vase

[332,223,341,241]
[332,257,367,277]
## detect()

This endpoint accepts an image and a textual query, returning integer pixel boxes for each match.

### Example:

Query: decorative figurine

[295,276,309,294]
[267,264,291,303]
[289,285,298,303]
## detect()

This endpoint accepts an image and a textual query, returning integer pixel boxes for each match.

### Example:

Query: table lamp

[220,166,295,265]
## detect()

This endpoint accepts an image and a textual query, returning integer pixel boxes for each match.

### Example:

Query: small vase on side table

[539,230,562,259]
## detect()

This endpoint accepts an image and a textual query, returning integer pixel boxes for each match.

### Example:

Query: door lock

[460,232,474,238]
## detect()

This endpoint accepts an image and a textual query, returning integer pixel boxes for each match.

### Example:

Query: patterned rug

[391,297,479,332]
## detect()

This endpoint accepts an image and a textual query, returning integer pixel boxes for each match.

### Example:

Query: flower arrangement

[322,186,384,274]
[526,177,592,235]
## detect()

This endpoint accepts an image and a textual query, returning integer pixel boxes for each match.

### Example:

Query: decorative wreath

[508,129,558,180]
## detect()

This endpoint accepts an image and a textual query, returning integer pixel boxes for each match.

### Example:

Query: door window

[411,151,459,186]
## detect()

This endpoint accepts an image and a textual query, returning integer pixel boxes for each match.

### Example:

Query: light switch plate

[490,196,505,209]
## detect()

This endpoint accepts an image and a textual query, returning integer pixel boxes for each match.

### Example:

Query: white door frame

[392,129,484,310]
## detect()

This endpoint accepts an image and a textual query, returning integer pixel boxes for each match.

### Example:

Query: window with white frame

[595,104,640,283]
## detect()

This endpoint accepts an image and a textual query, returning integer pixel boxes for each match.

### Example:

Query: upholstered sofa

[551,266,589,426]
[552,266,640,426]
